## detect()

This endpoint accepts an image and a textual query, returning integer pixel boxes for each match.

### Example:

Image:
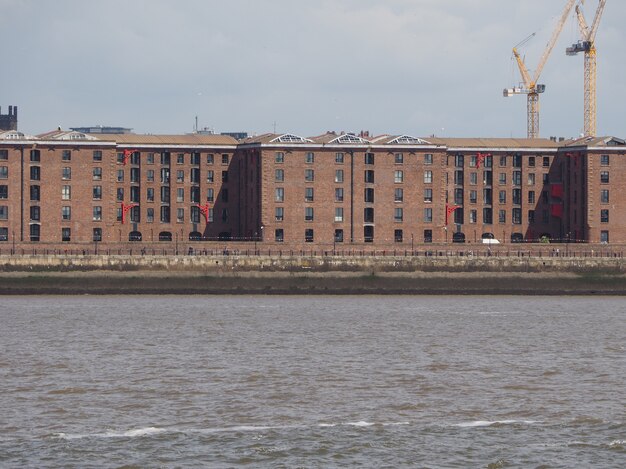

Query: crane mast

[566,0,607,137]
[504,0,576,138]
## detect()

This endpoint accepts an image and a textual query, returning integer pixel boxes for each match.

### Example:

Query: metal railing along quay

[0,245,623,259]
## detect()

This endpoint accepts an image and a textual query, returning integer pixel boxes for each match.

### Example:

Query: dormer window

[330,133,371,144]
[270,134,313,144]
[387,135,431,145]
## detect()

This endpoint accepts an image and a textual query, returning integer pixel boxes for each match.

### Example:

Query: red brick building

[559,136,626,244]
[0,129,238,246]
[0,128,624,249]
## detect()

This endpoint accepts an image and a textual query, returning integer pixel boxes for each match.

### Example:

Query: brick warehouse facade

[0,127,624,249]
[0,129,238,247]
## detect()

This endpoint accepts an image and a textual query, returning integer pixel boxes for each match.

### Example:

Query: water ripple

[1,295,624,468]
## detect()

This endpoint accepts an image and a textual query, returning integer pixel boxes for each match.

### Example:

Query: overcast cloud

[0,0,623,138]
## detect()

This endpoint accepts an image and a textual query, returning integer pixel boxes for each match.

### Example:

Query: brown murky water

[1,295,624,467]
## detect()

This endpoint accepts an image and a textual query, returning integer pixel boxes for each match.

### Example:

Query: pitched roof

[425,137,561,150]
[0,130,36,140]
[370,134,433,145]
[270,133,313,143]
[310,132,371,144]
[85,133,238,146]
[241,133,281,144]
[561,136,626,148]
[37,129,98,141]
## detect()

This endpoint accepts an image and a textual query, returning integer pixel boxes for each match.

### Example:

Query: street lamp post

[260,225,264,255]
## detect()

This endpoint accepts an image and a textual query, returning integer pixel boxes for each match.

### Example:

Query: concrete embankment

[1,254,626,295]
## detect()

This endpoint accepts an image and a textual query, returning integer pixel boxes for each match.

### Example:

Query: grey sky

[1,0,623,138]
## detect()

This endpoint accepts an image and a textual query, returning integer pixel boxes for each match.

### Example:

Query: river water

[0,296,624,468]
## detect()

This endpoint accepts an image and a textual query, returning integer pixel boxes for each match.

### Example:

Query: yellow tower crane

[504,0,577,139]
[566,0,607,137]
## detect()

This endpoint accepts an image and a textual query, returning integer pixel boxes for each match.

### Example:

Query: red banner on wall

[550,183,564,199]
[550,203,564,218]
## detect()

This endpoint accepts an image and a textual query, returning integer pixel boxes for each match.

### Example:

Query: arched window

[158,231,172,241]
[129,231,142,242]
[452,232,466,243]
[511,233,524,243]
[481,232,495,239]
[189,231,202,241]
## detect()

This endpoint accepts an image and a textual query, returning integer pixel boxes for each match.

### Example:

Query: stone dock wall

[0,254,625,295]
[0,253,625,273]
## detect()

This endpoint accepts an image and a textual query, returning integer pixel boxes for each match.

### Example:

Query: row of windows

[273,228,434,244]
[466,209,553,225]
[118,207,226,224]
[0,184,571,207]
[7,183,610,208]
[273,170,434,192]
[114,168,228,184]
[0,149,229,165]
[26,206,86,222]
[0,149,96,165]
[28,149,73,162]
[275,152,435,165]
[16,226,208,243]
[64,185,227,203]
[12,226,192,242]
[111,186,227,203]
[270,206,572,226]
[0,165,604,189]
[8,223,610,244]
[454,171,551,186]
[118,152,230,166]
[453,154,551,168]
[8,200,604,224]
[0,206,609,242]
[22,206,225,224]
[0,150,612,169]
[274,186,556,206]
[276,207,436,224]
[17,205,225,225]
[457,189,552,205]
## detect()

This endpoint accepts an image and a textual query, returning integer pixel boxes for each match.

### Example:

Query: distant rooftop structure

[70,126,132,134]
[221,131,248,141]
[190,128,215,136]
[186,129,248,141]
[0,105,18,131]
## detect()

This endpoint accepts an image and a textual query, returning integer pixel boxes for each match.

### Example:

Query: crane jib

[503,0,577,139]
